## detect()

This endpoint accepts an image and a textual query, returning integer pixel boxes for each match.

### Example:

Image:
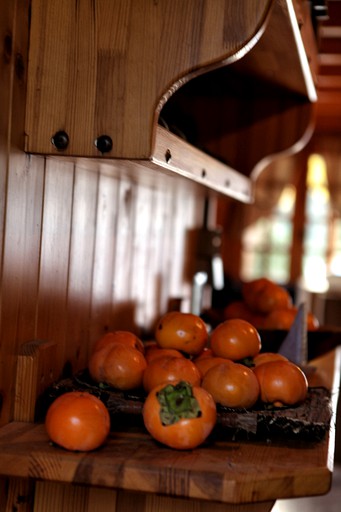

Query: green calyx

[238,356,255,368]
[157,381,201,426]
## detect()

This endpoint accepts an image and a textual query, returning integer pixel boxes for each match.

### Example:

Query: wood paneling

[0,0,35,424]
[0,157,206,427]
[0,2,207,430]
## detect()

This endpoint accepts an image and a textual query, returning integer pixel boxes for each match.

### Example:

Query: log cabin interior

[1,1,341,511]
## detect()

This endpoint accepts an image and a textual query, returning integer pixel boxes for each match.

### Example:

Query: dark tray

[37,369,333,442]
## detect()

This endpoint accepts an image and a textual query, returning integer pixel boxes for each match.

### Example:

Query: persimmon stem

[157,381,201,426]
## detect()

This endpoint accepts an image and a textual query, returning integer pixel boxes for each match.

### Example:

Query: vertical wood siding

[0,0,206,427]
[0,154,205,426]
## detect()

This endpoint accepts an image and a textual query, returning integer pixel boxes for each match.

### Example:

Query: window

[241,185,296,283]
[330,218,341,276]
[240,153,340,288]
[301,154,330,293]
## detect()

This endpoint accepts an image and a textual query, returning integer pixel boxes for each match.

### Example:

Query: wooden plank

[110,175,138,333]
[0,0,16,431]
[9,338,57,512]
[63,165,99,371]
[138,184,178,329]
[0,154,45,423]
[0,3,39,511]
[14,340,57,423]
[4,477,34,512]
[0,418,332,504]
[33,481,274,512]
[34,481,118,512]
[88,170,118,342]
[129,184,155,330]
[152,127,253,202]
[35,158,74,378]
[0,0,42,427]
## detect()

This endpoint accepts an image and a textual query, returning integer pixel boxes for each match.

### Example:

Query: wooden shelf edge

[150,126,254,202]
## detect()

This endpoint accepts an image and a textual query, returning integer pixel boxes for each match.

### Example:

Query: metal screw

[51,131,69,150]
[165,149,172,163]
[95,135,113,154]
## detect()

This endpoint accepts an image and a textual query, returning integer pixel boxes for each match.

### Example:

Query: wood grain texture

[33,481,274,512]
[0,349,339,507]
[63,166,99,370]
[34,481,118,512]
[23,0,318,200]
[0,419,332,504]
[4,477,34,512]
[0,0,39,425]
[25,0,273,159]
[14,340,56,423]
[34,159,74,378]
[0,3,39,512]
[0,142,205,427]
[1,89,206,433]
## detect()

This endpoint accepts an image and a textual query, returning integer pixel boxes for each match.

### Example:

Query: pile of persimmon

[87,313,309,409]
[199,318,307,409]
[83,311,309,450]
[223,277,319,331]
[149,313,308,410]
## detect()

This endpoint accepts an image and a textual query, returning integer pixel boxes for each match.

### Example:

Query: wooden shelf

[24,0,317,200]
[150,126,253,202]
[0,349,340,507]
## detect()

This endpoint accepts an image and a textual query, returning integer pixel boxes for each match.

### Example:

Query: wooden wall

[0,0,206,427]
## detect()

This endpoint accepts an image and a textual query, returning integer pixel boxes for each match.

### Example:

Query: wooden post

[5,340,56,512]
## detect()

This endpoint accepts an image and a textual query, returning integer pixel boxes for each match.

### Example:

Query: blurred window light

[276,184,296,215]
[303,255,329,293]
[330,253,341,277]
[306,153,329,188]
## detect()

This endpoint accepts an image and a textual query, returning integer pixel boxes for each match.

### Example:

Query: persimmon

[223,301,266,329]
[142,380,217,450]
[88,343,113,382]
[242,277,270,299]
[155,311,208,356]
[242,278,292,314]
[193,347,213,361]
[263,307,320,331]
[223,301,253,322]
[195,356,233,378]
[92,330,144,354]
[202,362,260,409]
[253,352,288,367]
[145,346,184,364]
[89,343,147,390]
[45,391,110,451]
[263,308,296,330]
[210,318,261,361]
[253,360,308,407]
[143,355,201,393]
